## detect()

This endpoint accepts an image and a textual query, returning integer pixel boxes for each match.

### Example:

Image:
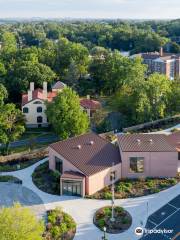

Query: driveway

[0,158,180,240]
[0,182,46,219]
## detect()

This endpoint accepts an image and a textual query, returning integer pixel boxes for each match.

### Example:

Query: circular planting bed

[94,206,132,234]
[44,208,76,240]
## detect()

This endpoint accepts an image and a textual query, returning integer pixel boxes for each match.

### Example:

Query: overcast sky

[0,0,179,19]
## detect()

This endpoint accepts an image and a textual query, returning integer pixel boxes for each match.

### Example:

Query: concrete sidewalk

[1,158,180,240]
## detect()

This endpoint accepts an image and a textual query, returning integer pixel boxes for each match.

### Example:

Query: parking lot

[141,195,180,240]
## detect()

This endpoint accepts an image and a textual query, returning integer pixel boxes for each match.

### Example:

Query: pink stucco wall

[120,151,178,178]
[86,163,121,195]
[49,147,83,173]
[49,147,121,196]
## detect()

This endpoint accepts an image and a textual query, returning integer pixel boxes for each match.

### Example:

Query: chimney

[28,90,32,101]
[43,82,47,99]
[160,47,163,57]
[30,82,34,91]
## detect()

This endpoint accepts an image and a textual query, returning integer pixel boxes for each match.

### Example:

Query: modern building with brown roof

[49,132,179,197]
[166,131,180,172]
[49,132,121,196]
[118,133,178,179]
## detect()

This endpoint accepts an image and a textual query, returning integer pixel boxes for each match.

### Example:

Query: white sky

[0,0,179,19]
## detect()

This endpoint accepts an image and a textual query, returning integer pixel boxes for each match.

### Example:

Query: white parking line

[154,208,179,230]
[168,203,178,210]
[148,219,157,226]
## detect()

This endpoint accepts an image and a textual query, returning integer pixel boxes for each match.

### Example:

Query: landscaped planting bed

[44,208,76,240]
[0,157,43,172]
[0,175,22,184]
[94,206,132,234]
[32,162,60,195]
[89,178,178,199]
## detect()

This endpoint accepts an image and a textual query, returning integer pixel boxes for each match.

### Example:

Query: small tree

[0,203,44,240]
[46,87,89,139]
[0,103,25,154]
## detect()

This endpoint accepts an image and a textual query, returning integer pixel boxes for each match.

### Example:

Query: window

[37,106,42,113]
[23,107,29,113]
[130,157,144,173]
[178,152,180,161]
[110,171,116,181]
[55,157,63,174]
[34,101,42,104]
[37,116,43,123]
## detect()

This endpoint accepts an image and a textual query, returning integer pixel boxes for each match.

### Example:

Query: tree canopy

[0,203,44,240]
[46,87,89,139]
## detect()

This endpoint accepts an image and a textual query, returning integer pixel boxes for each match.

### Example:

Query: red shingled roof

[80,98,101,110]
[22,88,58,106]
[50,132,121,176]
[118,133,176,152]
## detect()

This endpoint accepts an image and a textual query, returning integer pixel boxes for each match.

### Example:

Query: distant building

[22,81,65,128]
[80,95,101,118]
[132,48,180,80]
[22,82,99,127]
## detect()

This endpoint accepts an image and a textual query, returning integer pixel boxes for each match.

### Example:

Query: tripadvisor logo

[135,227,144,236]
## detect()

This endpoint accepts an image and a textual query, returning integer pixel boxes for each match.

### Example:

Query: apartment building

[133,48,180,80]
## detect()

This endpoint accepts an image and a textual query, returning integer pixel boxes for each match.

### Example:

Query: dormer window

[34,101,42,104]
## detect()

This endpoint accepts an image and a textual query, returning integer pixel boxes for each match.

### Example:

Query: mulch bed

[94,206,132,234]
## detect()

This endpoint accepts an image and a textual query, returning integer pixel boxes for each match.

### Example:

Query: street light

[110,162,116,222]
[102,226,107,240]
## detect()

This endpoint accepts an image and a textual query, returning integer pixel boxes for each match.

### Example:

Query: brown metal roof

[166,131,180,151]
[50,133,121,176]
[118,133,176,152]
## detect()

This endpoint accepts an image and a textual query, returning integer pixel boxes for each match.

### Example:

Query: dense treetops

[0,20,179,133]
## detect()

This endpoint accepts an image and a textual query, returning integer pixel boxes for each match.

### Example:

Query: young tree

[46,87,89,139]
[0,203,44,240]
[0,104,25,154]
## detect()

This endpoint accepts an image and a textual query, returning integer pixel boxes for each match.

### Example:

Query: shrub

[122,217,130,224]
[103,207,111,217]
[168,178,177,185]
[104,192,112,199]
[146,180,155,188]
[98,219,105,229]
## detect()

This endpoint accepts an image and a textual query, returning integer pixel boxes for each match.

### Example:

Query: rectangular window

[178,152,180,161]
[110,171,116,181]
[55,157,63,174]
[129,157,144,173]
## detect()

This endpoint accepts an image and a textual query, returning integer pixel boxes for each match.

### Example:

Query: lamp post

[110,162,115,222]
[102,226,107,240]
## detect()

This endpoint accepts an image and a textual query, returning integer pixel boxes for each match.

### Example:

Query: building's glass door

[62,181,82,196]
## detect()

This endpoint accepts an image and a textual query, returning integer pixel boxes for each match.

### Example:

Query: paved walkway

[0,158,180,240]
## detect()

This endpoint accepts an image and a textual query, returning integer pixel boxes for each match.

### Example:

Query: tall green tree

[0,83,8,106]
[46,87,89,139]
[0,104,25,154]
[0,203,44,240]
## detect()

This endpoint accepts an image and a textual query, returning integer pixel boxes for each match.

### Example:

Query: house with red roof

[22,82,65,128]
[80,95,101,118]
